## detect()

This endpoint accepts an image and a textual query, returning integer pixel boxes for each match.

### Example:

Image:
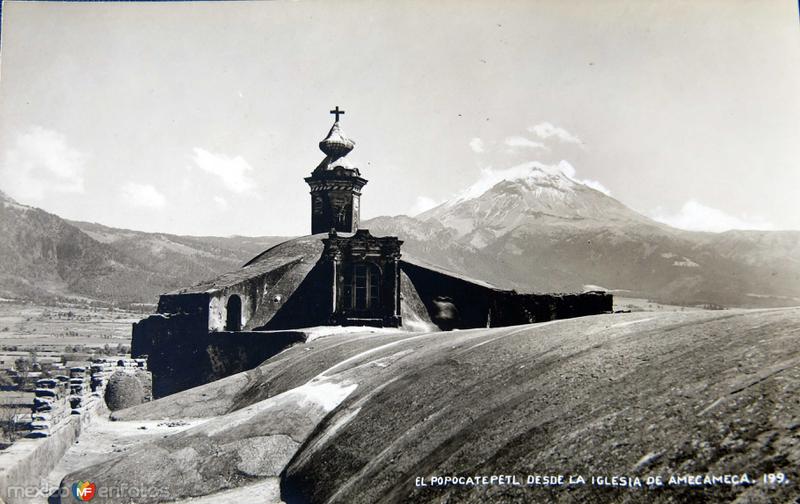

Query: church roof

[399,255,504,291]
[168,235,326,294]
[242,234,326,268]
[167,232,506,296]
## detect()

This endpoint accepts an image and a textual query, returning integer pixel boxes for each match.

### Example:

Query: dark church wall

[256,260,334,330]
[400,261,494,329]
[132,312,206,397]
[400,261,613,330]
[157,292,209,318]
[488,291,613,326]
[132,313,305,398]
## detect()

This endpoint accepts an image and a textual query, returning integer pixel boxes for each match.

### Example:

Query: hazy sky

[0,0,798,236]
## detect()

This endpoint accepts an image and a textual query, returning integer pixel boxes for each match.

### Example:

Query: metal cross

[330,106,345,121]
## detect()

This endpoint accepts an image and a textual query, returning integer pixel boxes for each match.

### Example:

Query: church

[132,108,612,397]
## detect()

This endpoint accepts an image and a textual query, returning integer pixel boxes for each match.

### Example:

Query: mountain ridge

[0,191,286,305]
[1,171,798,308]
[365,164,800,306]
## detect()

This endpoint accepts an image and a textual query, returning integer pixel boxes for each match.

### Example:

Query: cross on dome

[330,106,345,122]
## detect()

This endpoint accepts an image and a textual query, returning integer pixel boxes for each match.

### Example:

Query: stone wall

[0,358,152,502]
[0,362,123,504]
[29,378,69,438]
[24,358,150,438]
[400,260,613,330]
[156,258,312,333]
[0,416,86,504]
[254,262,333,331]
[399,260,494,328]
[133,314,306,398]
[488,290,614,326]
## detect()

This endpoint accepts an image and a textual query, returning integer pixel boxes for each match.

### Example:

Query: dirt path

[44,416,204,500]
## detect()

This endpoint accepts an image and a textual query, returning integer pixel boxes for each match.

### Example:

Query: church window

[343,263,380,311]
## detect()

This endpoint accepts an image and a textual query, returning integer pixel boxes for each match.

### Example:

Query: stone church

[132,108,612,397]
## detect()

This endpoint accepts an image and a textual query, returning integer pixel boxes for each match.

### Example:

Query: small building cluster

[25,358,150,438]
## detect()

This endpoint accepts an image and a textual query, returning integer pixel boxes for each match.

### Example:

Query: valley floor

[0,301,138,353]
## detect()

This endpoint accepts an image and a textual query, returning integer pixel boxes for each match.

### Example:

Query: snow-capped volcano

[449,161,581,203]
[418,161,654,239]
[364,161,800,307]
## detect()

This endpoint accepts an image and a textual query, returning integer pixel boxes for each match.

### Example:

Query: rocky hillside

[60,307,800,503]
[0,191,285,305]
[365,165,800,307]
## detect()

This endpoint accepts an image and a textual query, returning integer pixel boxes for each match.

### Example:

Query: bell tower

[305,107,368,235]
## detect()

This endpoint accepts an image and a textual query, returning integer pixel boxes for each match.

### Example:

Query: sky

[0,0,798,236]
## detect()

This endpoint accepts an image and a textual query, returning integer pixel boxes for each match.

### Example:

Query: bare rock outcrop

[61,308,800,503]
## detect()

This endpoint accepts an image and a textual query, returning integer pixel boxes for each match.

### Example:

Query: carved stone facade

[323,229,402,327]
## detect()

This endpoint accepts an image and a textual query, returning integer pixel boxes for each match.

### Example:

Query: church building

[304,107,403,327]
[132,108,612,397]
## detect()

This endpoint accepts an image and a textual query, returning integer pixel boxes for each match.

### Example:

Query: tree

[0,373,14,388]
[0,394,26,444]
[13,357,30,391]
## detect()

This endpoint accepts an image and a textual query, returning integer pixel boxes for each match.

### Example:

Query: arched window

[225,295,242,331]
[343,263,380,311]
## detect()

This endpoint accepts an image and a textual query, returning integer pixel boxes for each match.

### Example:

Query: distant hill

[0,191,287,305]
[365,165,800,307]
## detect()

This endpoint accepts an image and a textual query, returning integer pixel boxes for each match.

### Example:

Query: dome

[319,121,355,158]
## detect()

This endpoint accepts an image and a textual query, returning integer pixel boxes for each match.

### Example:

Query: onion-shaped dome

[319,121,355,158]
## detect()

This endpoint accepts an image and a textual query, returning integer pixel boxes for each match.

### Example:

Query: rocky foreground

[60,308,800,503]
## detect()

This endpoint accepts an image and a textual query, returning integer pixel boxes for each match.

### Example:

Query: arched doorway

[225,295,242,331]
